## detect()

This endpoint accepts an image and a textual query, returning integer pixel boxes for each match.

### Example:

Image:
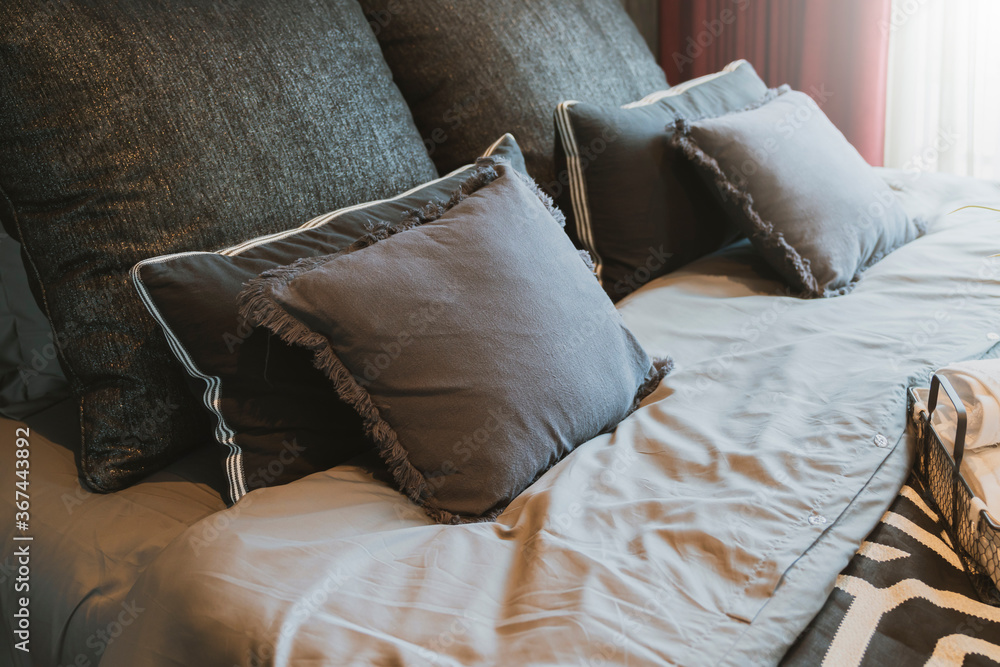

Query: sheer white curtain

[884,0,1000,179]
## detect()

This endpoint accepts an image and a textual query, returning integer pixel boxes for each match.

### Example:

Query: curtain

[659,0,892,166]
[884,0,1000,180]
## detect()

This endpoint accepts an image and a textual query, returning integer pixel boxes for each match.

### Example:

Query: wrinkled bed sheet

[4,169,1000,666]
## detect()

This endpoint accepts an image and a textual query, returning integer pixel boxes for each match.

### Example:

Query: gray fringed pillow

[239,161,669,523]
[670,87,926,297]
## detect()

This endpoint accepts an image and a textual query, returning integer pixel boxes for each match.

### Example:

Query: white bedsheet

[95,169,1000,667]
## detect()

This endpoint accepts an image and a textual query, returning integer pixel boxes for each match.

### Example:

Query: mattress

[3,168,1000,666]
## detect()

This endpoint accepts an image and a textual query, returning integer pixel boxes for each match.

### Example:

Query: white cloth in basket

[931,360,1000,518]
[933,360,1000,450]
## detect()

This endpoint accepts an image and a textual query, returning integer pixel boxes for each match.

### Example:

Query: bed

[4,167,1000,666]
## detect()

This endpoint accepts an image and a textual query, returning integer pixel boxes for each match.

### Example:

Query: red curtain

[659,0,892,165]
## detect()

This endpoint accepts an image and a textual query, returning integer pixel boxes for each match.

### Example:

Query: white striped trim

[131,260,247,505]
[132,136,516,505]
[622,59,746,108]
[556,61,747,289]
[555,100,604,282]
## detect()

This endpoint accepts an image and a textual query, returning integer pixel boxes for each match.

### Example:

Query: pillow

[670,87,926,297]
[358,0,667,193]
[554,60,769,300]
[239,162,670,523]
[0,233,70,419]
[0,0,439,492]
[135,136,525,505]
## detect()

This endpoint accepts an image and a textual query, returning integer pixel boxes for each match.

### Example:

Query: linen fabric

[82,169,1000,667]
[671,87,925,297]
[359,0,668,193]
[240,162,668,522]
[0,0,438,491]
[135,136,524,505]
[554,60,768,299]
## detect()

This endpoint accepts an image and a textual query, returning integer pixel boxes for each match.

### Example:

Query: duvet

[3,169,1000,666]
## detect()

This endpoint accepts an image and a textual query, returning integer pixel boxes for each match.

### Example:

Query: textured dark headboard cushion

[360,0,668,196]
[0,0,438,492]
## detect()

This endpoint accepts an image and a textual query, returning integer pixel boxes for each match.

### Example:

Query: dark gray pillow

[554,60,768,300]
[134,136,525,506]
[239,162,669,523]
[0,0,438,492]
[359,0,668,193]
[671,87,926,297]
[0,233,70,419]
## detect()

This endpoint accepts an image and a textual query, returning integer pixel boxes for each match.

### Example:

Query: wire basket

[910,375,1000,605]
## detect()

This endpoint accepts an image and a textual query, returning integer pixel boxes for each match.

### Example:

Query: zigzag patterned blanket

[782,477,1000,666]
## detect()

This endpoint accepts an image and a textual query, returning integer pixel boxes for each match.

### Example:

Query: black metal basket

[910,375,1000,605]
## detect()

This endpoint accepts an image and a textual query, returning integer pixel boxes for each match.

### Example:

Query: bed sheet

[77,168,1000,666]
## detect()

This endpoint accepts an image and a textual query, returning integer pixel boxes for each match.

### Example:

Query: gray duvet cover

[3,169,1000,666]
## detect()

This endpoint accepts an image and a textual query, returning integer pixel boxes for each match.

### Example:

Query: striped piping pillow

[553,60,769,301]
[133,135,526,505]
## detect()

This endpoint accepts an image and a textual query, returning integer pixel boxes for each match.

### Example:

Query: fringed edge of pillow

[238,158,581,525]
[630,357,673,415]
[668,118,822,297]
[668,84,927,299]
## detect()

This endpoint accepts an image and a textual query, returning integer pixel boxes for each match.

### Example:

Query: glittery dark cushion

[0,0,438,492]
[359,0,668,196]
